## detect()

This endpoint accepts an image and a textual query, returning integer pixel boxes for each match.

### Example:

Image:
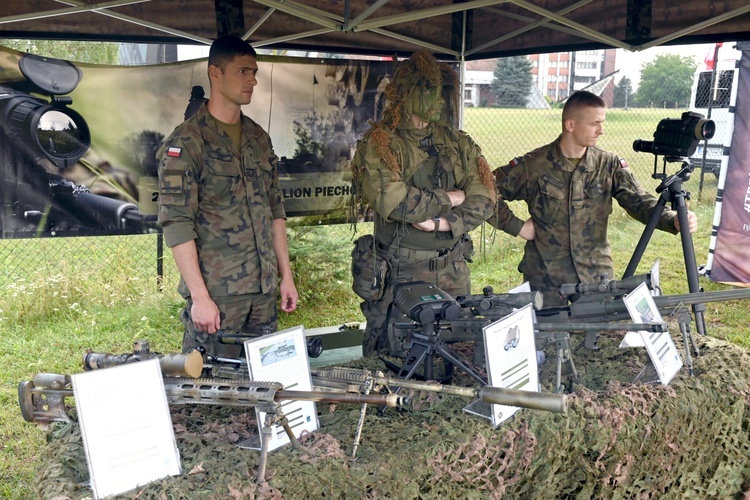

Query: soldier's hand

[519,218,535,240]
[279,276,298,313]
[674,210,698,234]
[447,190,466,207]
[191,296,221,334]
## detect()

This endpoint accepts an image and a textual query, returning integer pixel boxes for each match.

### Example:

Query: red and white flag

[704,42,723,70]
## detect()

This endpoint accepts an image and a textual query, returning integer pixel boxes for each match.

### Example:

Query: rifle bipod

[535,330,579,393]
[252,406,300,485]
[632,305,700,382]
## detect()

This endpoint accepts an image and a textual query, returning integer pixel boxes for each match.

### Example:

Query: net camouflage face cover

[382,49,455,129]
[406,83,445,123]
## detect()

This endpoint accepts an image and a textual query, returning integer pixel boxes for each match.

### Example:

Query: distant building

[464,59,497,107]
[464,69,494,107]
[570,49,617,106]
[530,48,616,105]
[466,48,617,107]
[528,52,571,102]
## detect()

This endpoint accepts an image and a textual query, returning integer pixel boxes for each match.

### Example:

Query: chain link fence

[0,57,723,288]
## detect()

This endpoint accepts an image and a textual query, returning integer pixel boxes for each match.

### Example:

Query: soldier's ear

[563,118,576,133]
[208,64,221,80]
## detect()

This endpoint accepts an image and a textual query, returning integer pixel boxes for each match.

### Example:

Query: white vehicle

[689,43,741,178]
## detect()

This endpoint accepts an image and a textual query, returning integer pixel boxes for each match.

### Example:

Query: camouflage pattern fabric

[181,292,278,359]
[157,101,286,299]
[352,119,494,355]
[355,122,495,250]
[490,136,677,306]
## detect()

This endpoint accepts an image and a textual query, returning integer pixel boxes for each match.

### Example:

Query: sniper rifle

[18,371,407,484]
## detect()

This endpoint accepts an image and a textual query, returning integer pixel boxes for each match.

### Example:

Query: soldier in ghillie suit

[350,49,496,357]
[157,35,298,358]
[489,90,698,308]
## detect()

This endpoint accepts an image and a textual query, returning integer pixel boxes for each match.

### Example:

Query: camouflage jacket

[352,121,494,251]
[490,136,677,287]
[157,102,286,298]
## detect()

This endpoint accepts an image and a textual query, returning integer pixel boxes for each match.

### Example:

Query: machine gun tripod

[388,281,487,385]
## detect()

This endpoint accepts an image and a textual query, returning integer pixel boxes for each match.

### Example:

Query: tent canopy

[1,1,750,60]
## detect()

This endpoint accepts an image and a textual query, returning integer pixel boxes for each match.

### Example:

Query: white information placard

[244,326,319,452]
[71,359,181,499]
[482,304,539,427]
[508,281,531,294]
[622,282,683,385]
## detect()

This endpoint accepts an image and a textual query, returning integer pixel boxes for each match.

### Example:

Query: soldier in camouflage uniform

[157,35,298,358]
[489,90,698,307]
[351,50,496,357]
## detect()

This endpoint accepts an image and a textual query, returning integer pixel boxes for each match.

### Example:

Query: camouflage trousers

[361,238,473,357]
[180,292,278,359]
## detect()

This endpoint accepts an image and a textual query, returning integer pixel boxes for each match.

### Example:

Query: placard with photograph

[463,284,539,423]
[480,304,539,427]
[71,359,181,499]
[622,282,683,385]
[243,326,319,452]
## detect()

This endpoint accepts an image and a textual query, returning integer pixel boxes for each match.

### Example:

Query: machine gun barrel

[311,367,567,414]
[163,377,406,408]
[535,322,668,333]
[537,287,750,323]
[652,288,750,309]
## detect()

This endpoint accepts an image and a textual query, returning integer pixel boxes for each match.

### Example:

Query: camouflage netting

[36,330,750,498]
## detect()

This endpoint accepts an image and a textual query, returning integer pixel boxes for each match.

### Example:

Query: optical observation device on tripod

[624,111,714,340]
[632,111,715,160]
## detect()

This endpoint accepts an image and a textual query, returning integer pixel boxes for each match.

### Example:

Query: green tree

[613,76,633,108]
[490,56,533,108]
[636,54,696,108]
[0,39,119,64]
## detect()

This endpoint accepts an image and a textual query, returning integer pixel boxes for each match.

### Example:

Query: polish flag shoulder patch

[509,157,520,167]
[619,158,628,168]
[167,147,182,158]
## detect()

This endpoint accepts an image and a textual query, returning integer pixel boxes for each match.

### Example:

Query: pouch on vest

[351,234,390,301]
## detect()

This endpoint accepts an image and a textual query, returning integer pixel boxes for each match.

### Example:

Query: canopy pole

[459,10,467,130]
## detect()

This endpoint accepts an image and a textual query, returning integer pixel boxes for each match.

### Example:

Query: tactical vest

[374,134,460,251]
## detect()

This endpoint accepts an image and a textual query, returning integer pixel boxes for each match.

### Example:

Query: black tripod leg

[673,194,707,336]
[397,343,431,380]
[623,194,668,279]
[435,341,487,385]
[623,167,707,337]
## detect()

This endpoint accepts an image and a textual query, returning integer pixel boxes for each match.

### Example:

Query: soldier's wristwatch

[432,215,441,232]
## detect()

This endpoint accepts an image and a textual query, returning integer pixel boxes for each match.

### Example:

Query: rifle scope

[83,339,204,378]
[1,54,91,169]
[559,273,652,297]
